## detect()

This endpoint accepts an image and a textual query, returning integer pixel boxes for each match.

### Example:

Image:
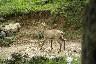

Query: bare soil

[0,40,81,59]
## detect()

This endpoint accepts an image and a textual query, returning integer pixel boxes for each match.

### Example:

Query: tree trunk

[82,0,96,64]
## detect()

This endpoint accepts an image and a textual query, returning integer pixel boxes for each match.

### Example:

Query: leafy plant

[0,55,80,64]
[6,52,29,64]
[29,56,49,64]
[0,36,15,47]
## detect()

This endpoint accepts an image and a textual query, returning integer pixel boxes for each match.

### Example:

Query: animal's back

[44,29,64,39]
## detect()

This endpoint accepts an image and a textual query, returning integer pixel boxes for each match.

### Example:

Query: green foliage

[0,0,87,23]
[0,59,6,64]
[50,0,87,40]
[54,1,87,30]
[0,37,14,47]
[29,56,49,64]
[72,57,81,64]
[6,52,29,64]
[0,54,80,64]
[0,0,87,40]
[0,0,87,28]
[0,35,16,47]
[49,57,66,64]
[0,0,59,16]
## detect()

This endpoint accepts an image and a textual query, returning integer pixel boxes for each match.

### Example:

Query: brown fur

[40,29,66,53]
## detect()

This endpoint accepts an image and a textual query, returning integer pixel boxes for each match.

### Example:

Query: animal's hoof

[57,50,61,53]
[51,48,53,51]
[58,51,60,53]
[57,51,61,53]
[73,50,77,53]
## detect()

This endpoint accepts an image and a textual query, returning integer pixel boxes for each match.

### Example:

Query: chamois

[39,29,66,52]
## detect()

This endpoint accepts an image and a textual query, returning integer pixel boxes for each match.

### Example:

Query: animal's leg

[58,40,62,53]
[60,36,66,51]
[63,40,65,50]
[59,42,62,52]
[39,40,45,50]
[50,39,53,50]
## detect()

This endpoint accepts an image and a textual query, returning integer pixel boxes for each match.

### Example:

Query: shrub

[53,1,87,30]
[0,54,80,64]
[6,52,29,64]
[50,57,66,64]
[0,36,15,47]
[29,56,49,64]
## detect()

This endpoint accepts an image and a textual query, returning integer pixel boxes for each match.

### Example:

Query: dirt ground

[0,40,81,59]
[0,16,81,59]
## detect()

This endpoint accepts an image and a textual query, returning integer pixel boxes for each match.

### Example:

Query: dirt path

[0,41,81,59]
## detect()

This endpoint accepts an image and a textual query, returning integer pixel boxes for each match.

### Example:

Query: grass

[0,0,60,16]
